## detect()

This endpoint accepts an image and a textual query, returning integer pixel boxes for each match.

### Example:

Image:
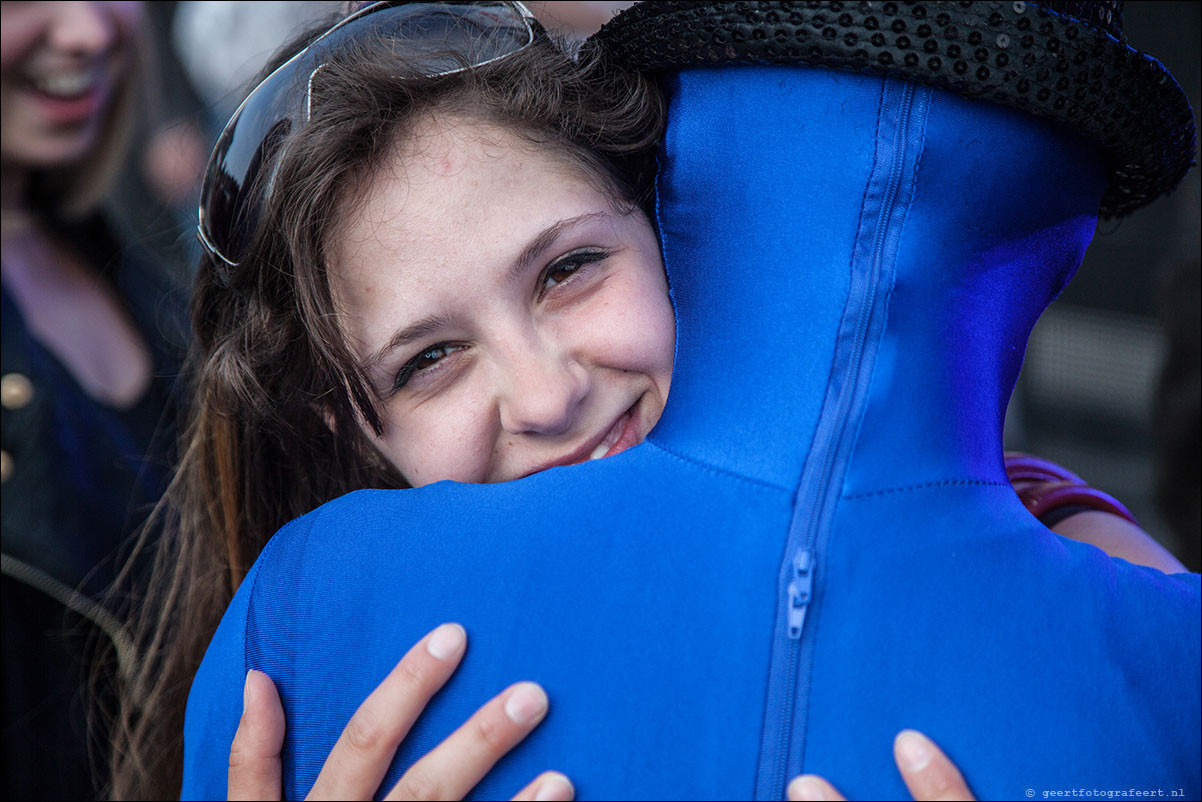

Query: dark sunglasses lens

[200,2,533,265]
[201,69,303,265]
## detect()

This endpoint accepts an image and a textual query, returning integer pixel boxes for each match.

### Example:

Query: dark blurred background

[1004,1,1202,570]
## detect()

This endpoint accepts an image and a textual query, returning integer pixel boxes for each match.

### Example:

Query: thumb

[228,669,286,801]
[893,730,975,802]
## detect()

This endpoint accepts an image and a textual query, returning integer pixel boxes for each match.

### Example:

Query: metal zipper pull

[787,548,814,639]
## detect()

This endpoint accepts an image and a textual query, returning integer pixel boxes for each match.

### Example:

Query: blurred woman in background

[1,2,185,798]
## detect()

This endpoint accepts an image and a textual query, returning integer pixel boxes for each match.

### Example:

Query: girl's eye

[392,344,462,392]
[539,248,611,295]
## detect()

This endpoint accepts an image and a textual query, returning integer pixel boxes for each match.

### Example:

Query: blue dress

[183,66,1201,801]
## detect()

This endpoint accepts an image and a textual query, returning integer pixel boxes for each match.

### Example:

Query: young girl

[112,2,669,797]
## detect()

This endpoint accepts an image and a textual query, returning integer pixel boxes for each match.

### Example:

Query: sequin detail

[594,1,1194,217]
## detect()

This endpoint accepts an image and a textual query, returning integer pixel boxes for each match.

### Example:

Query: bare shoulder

[1051,511,1188,574]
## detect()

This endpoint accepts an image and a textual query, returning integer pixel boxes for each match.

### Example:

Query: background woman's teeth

[34,72,93,96]
[589,442,609,461]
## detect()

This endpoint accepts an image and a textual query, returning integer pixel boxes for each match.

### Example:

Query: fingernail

[895,729,933,773]
[243,670,253,711]
[534,772,574,801]
[426,623,466,661]
[505,682,548,725]
[787,775,831,801]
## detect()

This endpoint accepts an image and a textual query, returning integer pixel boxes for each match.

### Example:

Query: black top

[1,215,188,800]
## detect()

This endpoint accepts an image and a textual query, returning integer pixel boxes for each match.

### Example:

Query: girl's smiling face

[329,116,675,487]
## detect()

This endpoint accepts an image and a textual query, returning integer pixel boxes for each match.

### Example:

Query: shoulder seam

[843,478,1010,499]
[242,509,321,673]
[645,438,792,493]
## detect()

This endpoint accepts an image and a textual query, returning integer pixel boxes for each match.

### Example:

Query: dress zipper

[754,78,924,799]
[787,548,814,638]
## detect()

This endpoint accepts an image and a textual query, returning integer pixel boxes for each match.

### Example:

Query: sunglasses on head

[197,1,540,271]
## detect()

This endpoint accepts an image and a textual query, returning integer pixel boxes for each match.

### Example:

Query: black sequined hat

[592,1,1195,217]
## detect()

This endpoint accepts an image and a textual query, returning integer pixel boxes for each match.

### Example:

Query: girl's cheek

[0,19,45,71]
[385,412,461,487]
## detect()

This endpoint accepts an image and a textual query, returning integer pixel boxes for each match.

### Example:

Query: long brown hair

[107,16,664,800]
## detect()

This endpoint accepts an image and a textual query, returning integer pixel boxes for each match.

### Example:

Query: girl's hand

[788,730,974,801]
[227,623,573,801]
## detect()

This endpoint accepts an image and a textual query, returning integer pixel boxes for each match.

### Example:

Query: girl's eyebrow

[366,312,454,371]
[367,212,612,372]
[507,211,610,283]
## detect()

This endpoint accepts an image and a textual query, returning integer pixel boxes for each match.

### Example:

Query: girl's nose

[497,343,591,437]
[47,2,120,57]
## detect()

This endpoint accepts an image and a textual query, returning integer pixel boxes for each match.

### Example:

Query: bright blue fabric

[183,66,1201,801]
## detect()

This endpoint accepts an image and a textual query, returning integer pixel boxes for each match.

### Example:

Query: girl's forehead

[341,120,609,249]
[388,112,619,203]
[395,113,518,167]
[329,122,625,303]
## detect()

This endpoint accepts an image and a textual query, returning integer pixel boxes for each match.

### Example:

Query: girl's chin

[4,115,106,169]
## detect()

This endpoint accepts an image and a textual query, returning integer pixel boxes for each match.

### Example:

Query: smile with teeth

[27,70,97,98]
[589,407,634,461]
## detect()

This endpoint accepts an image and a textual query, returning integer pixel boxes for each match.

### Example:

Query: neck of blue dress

[649,67,1106,493]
